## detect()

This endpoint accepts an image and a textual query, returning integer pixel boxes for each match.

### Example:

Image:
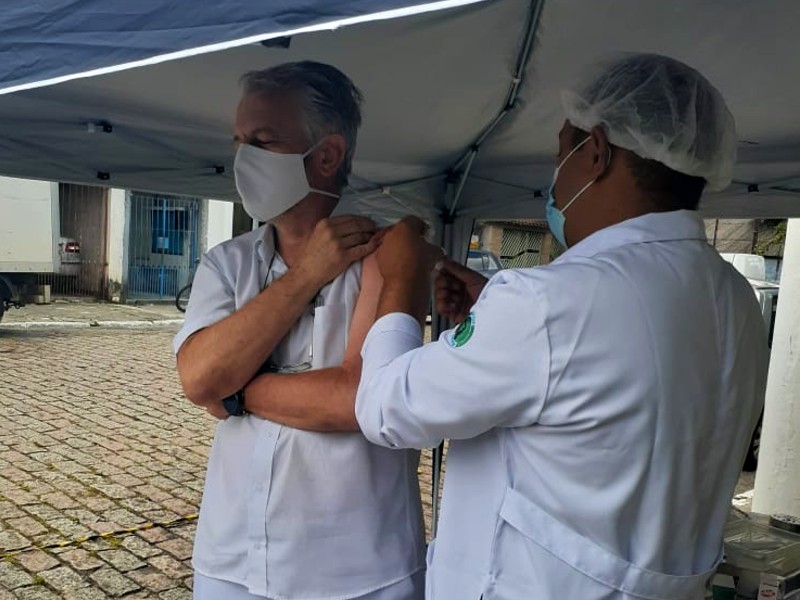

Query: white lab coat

[356,210,767,600]
[175,224,425,599]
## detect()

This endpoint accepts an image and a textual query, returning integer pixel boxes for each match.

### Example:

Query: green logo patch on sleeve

[450,312,475,348]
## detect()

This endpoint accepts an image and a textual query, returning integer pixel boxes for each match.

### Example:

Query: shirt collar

[558,210,708,261]
[254,223,277,263]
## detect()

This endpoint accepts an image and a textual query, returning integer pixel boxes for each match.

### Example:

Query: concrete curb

[0,319,184,331]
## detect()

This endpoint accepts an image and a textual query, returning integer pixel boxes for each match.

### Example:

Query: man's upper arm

[356,271,551,449]
[342,254,382,368]
[173,253,236,355]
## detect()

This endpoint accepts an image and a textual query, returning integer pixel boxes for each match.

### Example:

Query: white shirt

[174,225,425,599]
[356,210,767,600]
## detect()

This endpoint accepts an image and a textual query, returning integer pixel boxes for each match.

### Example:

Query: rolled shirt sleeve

[173,253,236,355]
[356,270,551,450]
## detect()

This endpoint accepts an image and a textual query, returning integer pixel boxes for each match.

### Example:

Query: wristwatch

[222,389,247,417]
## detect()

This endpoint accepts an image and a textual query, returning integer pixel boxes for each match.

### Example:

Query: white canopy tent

[2,0,800,522]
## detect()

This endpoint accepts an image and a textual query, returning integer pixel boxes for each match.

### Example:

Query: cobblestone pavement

[0,325,439,598]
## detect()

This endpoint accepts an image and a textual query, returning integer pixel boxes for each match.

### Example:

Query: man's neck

[273,194,338,267]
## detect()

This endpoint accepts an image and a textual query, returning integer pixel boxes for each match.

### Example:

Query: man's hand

[375,217,443,282]
[434,259,489,324]
[295,216,380,288]
[374,217,443,325]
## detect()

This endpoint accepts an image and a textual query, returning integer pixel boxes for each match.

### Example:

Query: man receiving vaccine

[174,61,425,600]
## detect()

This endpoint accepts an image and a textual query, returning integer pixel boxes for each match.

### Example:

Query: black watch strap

[222,389,247,417]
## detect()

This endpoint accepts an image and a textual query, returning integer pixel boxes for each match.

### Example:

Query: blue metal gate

[128,192,200,300]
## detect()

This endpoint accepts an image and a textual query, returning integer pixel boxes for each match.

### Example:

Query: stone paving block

[39,493,79,511]
[88,521,122,535]
[59,548,104,571]
[0,489,36,506]
[80,496,117,512]
[99,549,147,572]
[159,588,191,600]
[169,487,201,505]
[120,497,162,514]
[20,506,61,524]
[103,508,146,528]
[126,466,156,480]
[80,538,115,553]
[121,536,164,559]
[63,509,101,526]
[159,499,195,517]
[0,563,33,590]
[141,511,179,526]
[113,474,144,488]
[47,518,92,539]
[90,484,135,500]
[146,555,191,580]
[13,551,59,574]
[39,565,87,592]
[0,530,30,553]
[62,588,112,600]
[132,485,172,504]
[136,528,171,544]
[17,482,55,497]
[172,525,196,542]
[4,519,46,539]
[128,568,176,593]
[89,568,141,597]
[156,538,193,561]
[12,587,61,600]
[0,503,25,520]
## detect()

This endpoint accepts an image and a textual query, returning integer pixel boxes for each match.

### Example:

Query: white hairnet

[562,54,737,192]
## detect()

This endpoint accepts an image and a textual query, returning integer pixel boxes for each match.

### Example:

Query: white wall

[106,188,127,301]
[752,219,800,518]
[205,199,234,251]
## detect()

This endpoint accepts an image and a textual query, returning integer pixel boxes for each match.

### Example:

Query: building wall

[478,220,560,268]
[705,219,757,253]
[107,189,128,302]
[206,200,234,251]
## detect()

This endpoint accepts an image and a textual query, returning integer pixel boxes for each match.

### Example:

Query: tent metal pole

[447,0,545,215]
[430,180,458,539]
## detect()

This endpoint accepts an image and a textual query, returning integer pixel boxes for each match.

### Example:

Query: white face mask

[233,140,339,223]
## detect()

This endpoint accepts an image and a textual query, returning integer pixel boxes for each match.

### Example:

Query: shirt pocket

[311,302,349,370]
[489,487,714,600]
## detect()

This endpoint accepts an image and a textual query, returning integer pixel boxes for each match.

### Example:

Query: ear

[312,134,347,179]
[588,125,612,180]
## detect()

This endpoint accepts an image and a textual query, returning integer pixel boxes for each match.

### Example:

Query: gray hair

[240,61,364,188]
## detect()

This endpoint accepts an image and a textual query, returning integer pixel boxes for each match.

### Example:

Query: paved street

[0,306,753,598]
[0,326,204,599]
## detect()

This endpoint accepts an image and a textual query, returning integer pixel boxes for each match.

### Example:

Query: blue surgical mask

[546,136,595,248]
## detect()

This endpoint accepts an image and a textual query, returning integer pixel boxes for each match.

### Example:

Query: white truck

[0,176,80,322]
